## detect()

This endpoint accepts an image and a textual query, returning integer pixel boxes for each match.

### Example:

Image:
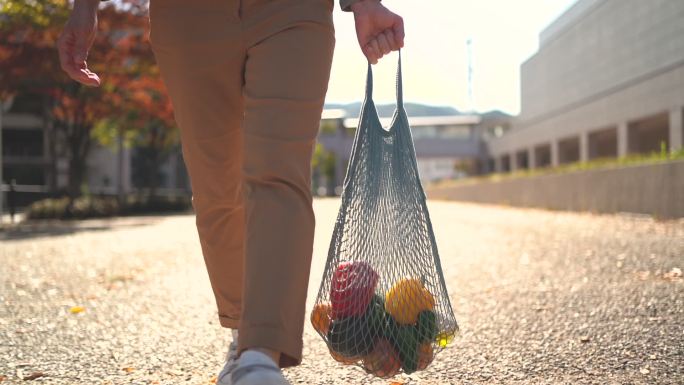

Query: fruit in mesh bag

[329,348,360,365]
[327,293,387,363]
[310,302,333,335]
[327,315,375,357]
[330,261,379,319]
[417,342,434,371]
[394,325,419,374]
[385,278,436,325]
[416,310,438,343]
[365,294,388,335]
[362,338,401,378]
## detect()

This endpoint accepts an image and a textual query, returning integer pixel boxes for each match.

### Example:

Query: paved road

[1,200,682,384]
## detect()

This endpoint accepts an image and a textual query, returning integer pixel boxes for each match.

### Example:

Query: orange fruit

[310,302,333,335]
[417,342,434,370]
[329,348,359,365]
[385,278,436,325]
[362,338,401,378]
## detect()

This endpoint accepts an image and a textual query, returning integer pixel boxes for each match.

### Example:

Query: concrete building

[0,93,189,209]
[487,0,684,172]
[9,0,682,208]
[317,110,486,192]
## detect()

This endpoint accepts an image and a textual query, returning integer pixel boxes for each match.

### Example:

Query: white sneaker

[223,350,290,385]
[217,330,240,385]
[217,331,290,385]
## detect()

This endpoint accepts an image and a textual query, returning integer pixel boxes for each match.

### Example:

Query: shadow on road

[0,218,161,241]
[0,223,112,241]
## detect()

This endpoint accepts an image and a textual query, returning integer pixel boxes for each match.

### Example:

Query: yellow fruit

[436,331,456,348]
[385,278,435,325]
[310,302,333,335]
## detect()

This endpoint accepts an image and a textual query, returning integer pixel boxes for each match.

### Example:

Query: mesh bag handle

[312,51,459,378]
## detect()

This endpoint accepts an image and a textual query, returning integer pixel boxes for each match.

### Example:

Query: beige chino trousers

[149,0,335,368]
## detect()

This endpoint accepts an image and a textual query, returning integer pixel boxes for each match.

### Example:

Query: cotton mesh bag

[311,52,459,378]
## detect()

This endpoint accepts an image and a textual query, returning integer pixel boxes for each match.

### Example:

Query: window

[2,128,44,157]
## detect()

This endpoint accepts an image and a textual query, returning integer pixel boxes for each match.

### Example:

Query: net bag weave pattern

[311,53,459,378]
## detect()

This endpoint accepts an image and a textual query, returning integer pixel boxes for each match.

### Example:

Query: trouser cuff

[238,325,303,368]
[219,315,240,329]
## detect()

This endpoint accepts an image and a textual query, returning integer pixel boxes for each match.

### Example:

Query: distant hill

[324,102,461,118]
[479,110,512,120]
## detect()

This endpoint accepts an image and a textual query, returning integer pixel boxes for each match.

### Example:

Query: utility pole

[466,37,474,113]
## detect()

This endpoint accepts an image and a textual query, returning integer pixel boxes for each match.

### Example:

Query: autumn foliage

[0,0,175,199]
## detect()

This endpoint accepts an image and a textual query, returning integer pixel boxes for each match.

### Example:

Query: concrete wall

[488,0,684,168]
[520,0,684,121]
[427,160,684,219]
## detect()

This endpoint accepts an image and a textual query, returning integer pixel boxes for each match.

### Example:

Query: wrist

[350,0,381,13]
[74,0,100,12]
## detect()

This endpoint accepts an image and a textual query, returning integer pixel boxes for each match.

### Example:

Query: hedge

[25,195,192,220]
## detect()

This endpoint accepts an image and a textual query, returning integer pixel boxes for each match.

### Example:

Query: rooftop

[340,114,481,129]
[539,0,603,47]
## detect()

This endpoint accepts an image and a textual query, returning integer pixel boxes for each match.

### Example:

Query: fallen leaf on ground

[22,372,45,380]
[635,271,650,281]
[209,375,217,384]
[663,267,681,281]
[122,367,135,373]
[389,382,403,385]
[109,275,134,283]
[0,375,6,382]
[69,306,85,314]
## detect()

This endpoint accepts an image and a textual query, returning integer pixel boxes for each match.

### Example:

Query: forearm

[74,0,100,11]
[341,0,381,12]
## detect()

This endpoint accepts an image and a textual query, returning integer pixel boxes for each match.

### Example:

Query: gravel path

[1,200,682,384]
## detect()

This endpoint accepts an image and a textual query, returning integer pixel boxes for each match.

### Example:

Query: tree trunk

[43,97,58,194]
[148,146,160,200]
[117,125,125,206]
[66,122,92,203]
[67,155,86,200]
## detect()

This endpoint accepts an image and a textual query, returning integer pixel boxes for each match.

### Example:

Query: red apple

[330,261,379,319]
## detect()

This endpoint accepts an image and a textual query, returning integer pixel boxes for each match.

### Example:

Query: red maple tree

[0,0,175,202]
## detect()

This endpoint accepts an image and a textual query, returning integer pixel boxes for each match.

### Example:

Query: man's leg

[149,1,246,329]
[238,0,336,368]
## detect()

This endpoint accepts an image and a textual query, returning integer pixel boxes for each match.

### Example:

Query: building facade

[316,111,487,193]
[487,0,684,171]
[0,93,189,209]
[8,0,679,208]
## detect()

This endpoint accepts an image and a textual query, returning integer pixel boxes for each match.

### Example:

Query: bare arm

[57,0,405,86]
[57,0,101,86]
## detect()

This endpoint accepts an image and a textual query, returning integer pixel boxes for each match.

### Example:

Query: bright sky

[327,0,578,114]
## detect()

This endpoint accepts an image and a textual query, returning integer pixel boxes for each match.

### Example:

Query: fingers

[57,30,101,87]
[392,15,405,48]
[376,32,391,56]
[364,30,401,64]
[364,15,405,65]
[383,30,402,51]
[364,39,380,64]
